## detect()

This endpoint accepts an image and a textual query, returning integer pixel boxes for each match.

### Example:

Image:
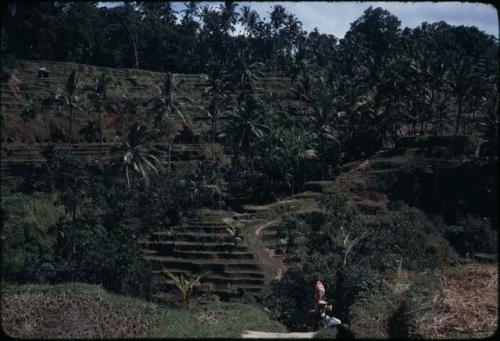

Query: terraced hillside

[0,142,221,173]
[1,59,294,147]
[139,210,266,300]
[0,60,300,301]
[1,60,294,173]
[138,195,321,301]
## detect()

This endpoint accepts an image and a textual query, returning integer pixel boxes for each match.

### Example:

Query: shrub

[1,193,68,282]
[443,215,497,256]
[264,267,311,331]
[353,205,440,272]
[266,189,366,330]
[52,214,155,298]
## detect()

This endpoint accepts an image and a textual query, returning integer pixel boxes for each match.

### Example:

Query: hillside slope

[1,59,294,146]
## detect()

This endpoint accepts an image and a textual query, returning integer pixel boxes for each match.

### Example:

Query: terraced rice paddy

[140,217,267,299]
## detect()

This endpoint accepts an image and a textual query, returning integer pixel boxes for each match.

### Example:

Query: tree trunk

[302,158,306,185]
[184,293,190,309]
[454,95,463,136]
[320,136,325,181]
[69,105,73,146]
[250,153,254,176]
[167,140,172,169]
[167,114,172,169]
[132,34,139,69]
[213,116,217,160]
[99,111,103,154]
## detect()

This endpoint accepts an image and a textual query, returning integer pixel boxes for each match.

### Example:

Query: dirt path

[241,330,317,338]
[244,198,322,284]
[245,218,285,282]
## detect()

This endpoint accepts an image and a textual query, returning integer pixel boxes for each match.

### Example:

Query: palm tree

[270,5,286,32]
[239,5,259,37]
[219,1,239,35]
[64,69,79,145]
[275,127,314,195]
[309,75,341,180]
[232,49,265,98]
[181,1,199,26]
[162,271,208,309]
[291,56,313,116]
[147,73,192,168]
[92,73,112,152]
[113,123,160,189]
[204,70,232,159]
[225,96,270,173]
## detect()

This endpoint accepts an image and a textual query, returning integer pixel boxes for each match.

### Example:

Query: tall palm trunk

[320,135,326,180]
[69,105,73,146]
[213,116,217,160]
[130,33,140,69]
[454,95,463,136]
[167,112,172,169]
[99,111,103,154]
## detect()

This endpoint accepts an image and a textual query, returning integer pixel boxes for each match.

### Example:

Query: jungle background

[1,1,498,338]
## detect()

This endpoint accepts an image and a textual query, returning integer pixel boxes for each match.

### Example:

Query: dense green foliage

[1,151,223,298]
[0,3,497,337]
[2,2,497,148]
[443,215,497,256]
[2,3,497,204]
[1,193,68,282]
[263,190,446,331]
[263,190,364,329]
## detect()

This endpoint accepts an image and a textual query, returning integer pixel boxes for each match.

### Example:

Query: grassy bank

[1,282,286,338]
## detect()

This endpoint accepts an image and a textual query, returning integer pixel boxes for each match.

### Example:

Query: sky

[98,1,498,39]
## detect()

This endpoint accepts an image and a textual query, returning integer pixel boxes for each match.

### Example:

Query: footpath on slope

[239,157,381,338]
[242,196,321,284]
[245,218,285,282]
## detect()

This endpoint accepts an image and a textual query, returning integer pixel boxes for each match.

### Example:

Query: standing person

[315,276,326,306]
[37,66,49,78]
[309,275,326,331]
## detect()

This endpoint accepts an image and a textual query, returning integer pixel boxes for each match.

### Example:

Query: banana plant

[162,271,208,309]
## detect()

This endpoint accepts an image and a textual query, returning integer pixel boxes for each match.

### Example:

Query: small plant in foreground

[223,217,243,245]
[162,271,208,309]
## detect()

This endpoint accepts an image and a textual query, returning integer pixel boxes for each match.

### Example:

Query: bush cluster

[264,190,365,329]
[443,215,497,256]
[264,190,443,330]
[1,152,223,299]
